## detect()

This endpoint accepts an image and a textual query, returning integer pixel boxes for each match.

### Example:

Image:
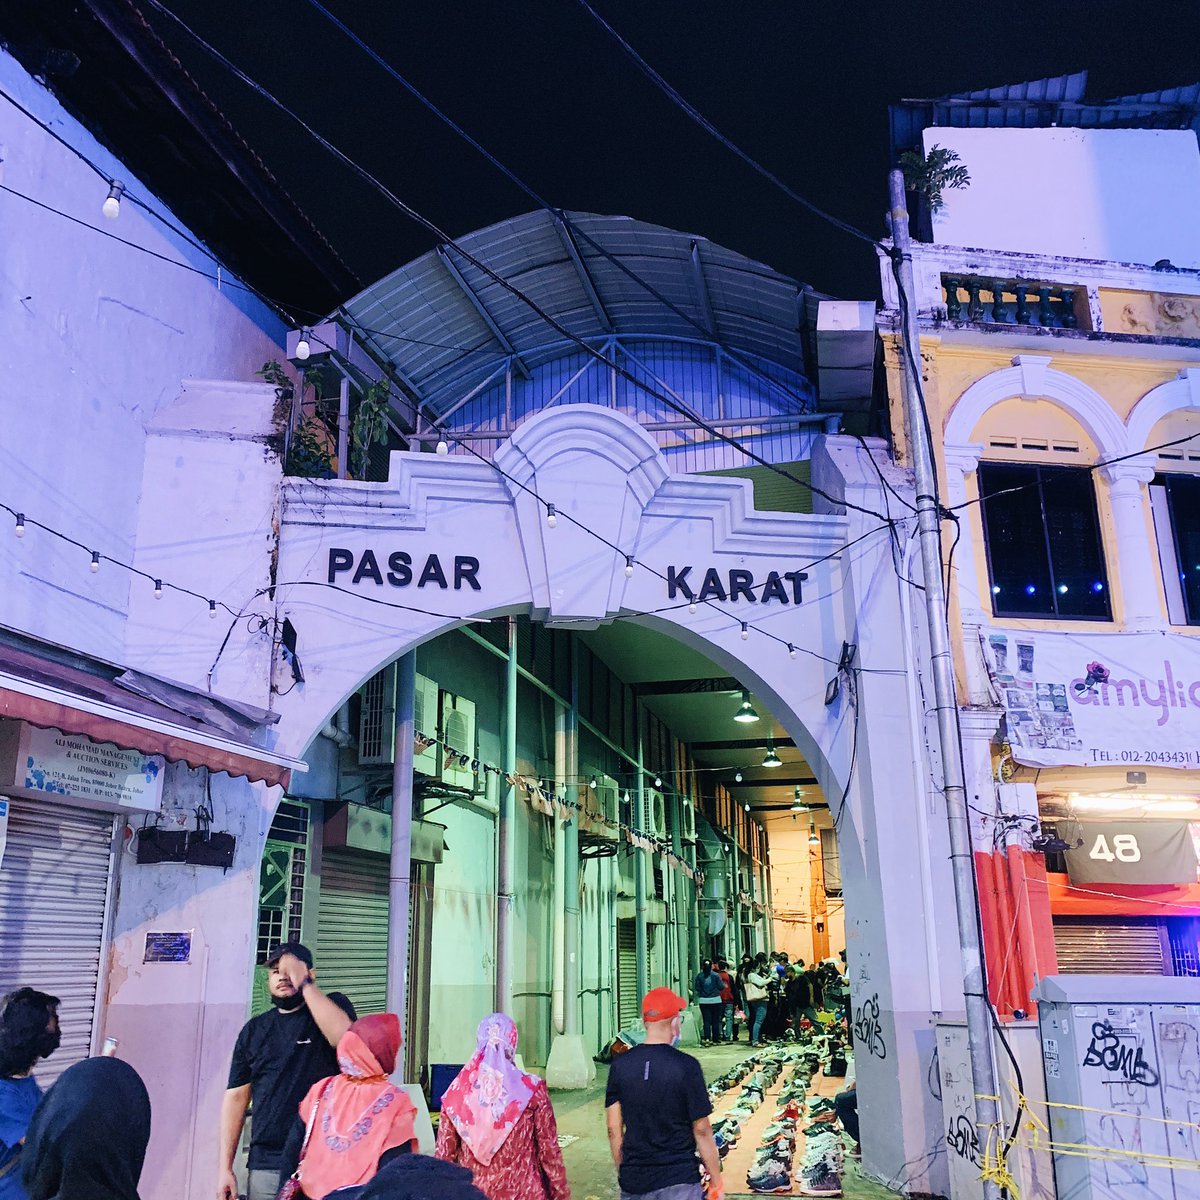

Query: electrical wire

[570,0,884,251]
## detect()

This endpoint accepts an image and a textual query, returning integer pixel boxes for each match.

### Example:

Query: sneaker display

[795,1157,843,1197]
[747,1161,793,1194]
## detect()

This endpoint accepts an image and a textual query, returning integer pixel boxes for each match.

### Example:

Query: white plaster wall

[0,51,286,660]
[925,126,1200,268]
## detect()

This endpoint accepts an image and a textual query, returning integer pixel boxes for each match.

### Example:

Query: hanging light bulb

[295,329,311,361]
[14,513,25,538]
[788,643,797,659]
[435,440,449,456]
[808,816,820,845]
[688,600,697,614]
[740,622,749,641]
[546,503,557,528]
[743,801,750,812]
[735,770,743,783]
[589,775,597,790]
[153,579,163,599]
[208,599,218,619]
[734,689,759,724]
[625,555,635,578]
[654,775,663,788]
[762,741,782,768]
[89,551,100,573]
[101,180,125,220]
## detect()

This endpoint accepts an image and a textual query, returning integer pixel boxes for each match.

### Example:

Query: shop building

[881,73,1200,1198]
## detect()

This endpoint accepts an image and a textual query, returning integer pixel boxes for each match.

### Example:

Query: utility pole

[888,169,1004,1200]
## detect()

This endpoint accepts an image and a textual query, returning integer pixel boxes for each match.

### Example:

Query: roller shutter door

[0,799,116,1083]
[1053,917,1167,975]
[617,919,638,1030]
[316,849,390,1015]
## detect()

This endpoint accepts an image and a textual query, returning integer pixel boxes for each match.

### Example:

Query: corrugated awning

[0,641,305,789]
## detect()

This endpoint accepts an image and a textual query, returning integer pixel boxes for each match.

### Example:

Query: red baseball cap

[642,987,687,1022]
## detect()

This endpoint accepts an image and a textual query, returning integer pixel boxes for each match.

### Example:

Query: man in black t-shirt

[217,942,355,1200]
[605,987,723,1200]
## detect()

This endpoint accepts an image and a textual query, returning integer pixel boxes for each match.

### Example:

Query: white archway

[1126,367,1200,453]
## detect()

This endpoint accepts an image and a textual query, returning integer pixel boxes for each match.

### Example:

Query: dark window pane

[1040,467,1110,618]
[979,462,1110,620]
[1166,475,1200,624]
[979,463,1053,615]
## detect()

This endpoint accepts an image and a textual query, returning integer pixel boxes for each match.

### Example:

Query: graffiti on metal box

[1082,1020,1160,1087]
[946,1114,980,1166]
[853,992,887,1060]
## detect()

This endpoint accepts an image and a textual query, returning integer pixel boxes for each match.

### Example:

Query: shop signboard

[2,722,165,812]
[983,629,1200,770]
[1062,820,1198,885]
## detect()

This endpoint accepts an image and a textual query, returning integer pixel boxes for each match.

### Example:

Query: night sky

[144,1,1200,303]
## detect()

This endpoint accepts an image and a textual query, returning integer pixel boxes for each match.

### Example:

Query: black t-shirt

[605,1043,711,1193]
[227,994,356,1171]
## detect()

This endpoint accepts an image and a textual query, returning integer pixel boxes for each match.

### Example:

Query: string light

[740,621,749,641]
[735,770,743,783]
[546,503,557,528]
[654,775,663,788]
[295,329,311,361]
[208,600,218,619]
[101,180,124,220]
[688,601,697,614]
[89,551,100,573]
[435,440,449,456]
[624,555,635,578]
[788,643,796,659]
[589,775,597,790]
[153,579,163,599]
[14,513,24,538]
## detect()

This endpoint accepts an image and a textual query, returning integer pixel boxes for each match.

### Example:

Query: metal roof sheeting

[341,211,810,420]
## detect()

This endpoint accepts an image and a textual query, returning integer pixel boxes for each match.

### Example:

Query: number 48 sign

[1065,820,1196,885]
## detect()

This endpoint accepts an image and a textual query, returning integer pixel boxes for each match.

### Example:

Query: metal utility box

[1033,976,1200,1200]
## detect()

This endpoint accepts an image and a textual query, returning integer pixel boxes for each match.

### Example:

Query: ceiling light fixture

[734,690,759,724]
[808,816,819,845]
[762,741,781,769]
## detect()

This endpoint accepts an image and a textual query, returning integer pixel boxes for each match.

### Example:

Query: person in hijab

[0,989,61,1200]
[435,1014,569,1200]
[21,1057,150,1200]
[278,1014,416,1200]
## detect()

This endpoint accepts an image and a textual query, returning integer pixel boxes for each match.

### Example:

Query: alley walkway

[548,1042,898,1200]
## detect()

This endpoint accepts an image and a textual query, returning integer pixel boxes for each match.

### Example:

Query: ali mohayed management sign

[983,629,1200,769]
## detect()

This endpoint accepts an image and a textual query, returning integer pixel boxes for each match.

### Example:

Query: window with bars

[256,801,309,964]
[1150,474,1200,626]
[978,462,1111,620]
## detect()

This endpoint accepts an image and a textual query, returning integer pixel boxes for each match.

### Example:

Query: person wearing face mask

[218,943,356,1200]
[0,988,61,1200]
[605,988,723,1200]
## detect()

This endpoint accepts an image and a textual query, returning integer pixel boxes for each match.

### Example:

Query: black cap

[265,941,313,968]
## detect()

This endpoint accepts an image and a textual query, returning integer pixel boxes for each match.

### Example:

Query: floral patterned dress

[435,1079,570,1200]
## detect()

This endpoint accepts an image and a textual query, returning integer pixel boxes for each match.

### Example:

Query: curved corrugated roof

[338,210,810,418]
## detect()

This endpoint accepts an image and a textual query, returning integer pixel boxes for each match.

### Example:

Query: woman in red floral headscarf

[435,1014,569,1200]
[279,1013,416,1200]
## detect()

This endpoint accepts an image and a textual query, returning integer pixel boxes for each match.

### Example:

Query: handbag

[276,1078,334,1200]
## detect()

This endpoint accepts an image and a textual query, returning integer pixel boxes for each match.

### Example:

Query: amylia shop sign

[984,629,1200,769]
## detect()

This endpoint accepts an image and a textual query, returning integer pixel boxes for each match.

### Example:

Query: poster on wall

[983,629,1200,769]
[1062,820,1198,885]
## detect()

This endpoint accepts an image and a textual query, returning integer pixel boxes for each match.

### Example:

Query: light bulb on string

[101,180,124,219]
[546,503,557,528]
[624,556,635,578]
[735,770,743,783]
[435,440,449,456]
[654,775,663,788]
[295,329,311,361]
[208,600,218,619]
[688,601,697,614]
[740,622,749,641]
[788,644,797,659]
[14,513,25,538]
[589,775,597,790]
[743,801,750,812]
[89,551,100,573]
[153,580,163,600]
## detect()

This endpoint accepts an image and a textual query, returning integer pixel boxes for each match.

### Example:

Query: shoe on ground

[748,1157,794,1194]
[794,1158,842,1197]
[805,1096,837,1117]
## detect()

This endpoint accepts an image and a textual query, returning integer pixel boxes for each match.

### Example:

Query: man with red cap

[605,987,723,1200]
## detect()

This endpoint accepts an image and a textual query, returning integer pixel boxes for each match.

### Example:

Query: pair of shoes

[805,1096,837,1118]
[794,1157,842,1197]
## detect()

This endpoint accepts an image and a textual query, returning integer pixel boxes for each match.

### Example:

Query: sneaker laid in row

[794,1156,842,1197]
[747,1162,794,1194]
[805,1096,837,1118]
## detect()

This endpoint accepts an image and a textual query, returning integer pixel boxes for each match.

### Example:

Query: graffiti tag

[853,992,887,1060]
[946,1114,980,1166]
[1082,1021,1160,1087]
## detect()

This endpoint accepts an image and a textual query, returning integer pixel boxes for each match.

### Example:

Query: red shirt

[717,970,734,1002]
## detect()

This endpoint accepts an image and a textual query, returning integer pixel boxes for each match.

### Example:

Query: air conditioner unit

[357,666,396,766]
[412,673,440,776]
[679,799,697,844]
[647,789,666,839]
[439,691,476,790]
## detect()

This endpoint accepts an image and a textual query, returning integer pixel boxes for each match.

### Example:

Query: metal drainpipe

[552,705,566,1035]
[890,168,1003,1200]
[563,641,580,1038]
[337,375,350,480]
[496,618,517,1015]
[634,723,649,999]
[730,845,742,961]
[386,653,416,1023]
[672,803,688,995]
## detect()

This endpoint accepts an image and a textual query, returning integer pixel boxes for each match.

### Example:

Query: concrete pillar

[1100,456,1162,629]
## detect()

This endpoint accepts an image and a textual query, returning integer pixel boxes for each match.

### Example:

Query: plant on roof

[898,144,971,213]
[259,360,336,478]
[351,379,391,480]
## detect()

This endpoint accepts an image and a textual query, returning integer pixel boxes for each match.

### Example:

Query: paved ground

[549,1041,898,1200]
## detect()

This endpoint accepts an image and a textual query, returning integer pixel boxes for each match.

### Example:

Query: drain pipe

[563,643,580,1039]
[386,653,415,1025]
[634,723,649,999]
[320,703,354,747]
[552,705,566,1034]
[496,618,517,1015]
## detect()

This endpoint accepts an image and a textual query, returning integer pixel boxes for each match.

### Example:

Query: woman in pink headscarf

[435,1014,570,1200]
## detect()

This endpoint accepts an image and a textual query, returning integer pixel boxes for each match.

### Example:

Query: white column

[1100,456,1162,629]
[942,443,986,626]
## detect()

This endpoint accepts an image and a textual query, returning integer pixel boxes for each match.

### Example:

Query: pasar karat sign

[328,548,809,605]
